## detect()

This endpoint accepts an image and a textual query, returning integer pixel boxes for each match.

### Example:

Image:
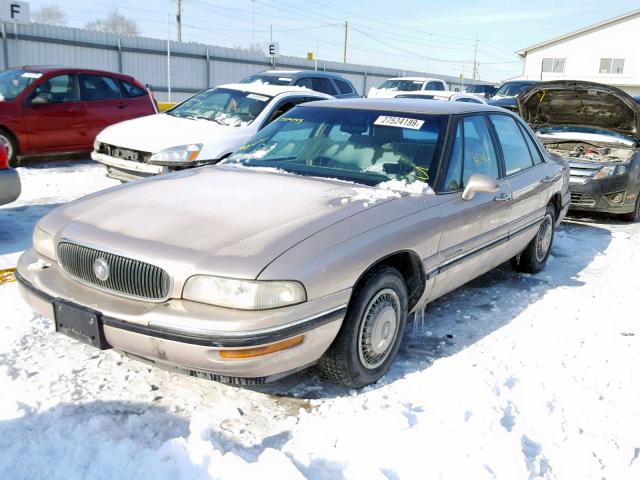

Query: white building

[516,9,640,95]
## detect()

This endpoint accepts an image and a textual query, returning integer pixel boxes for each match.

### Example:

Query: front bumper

[0,168,20,205]
[17,248,348,382]
[91,151,166,182]
[569,176,638,215]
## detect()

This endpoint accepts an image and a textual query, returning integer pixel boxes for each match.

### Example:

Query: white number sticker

[22,72,43,79]
[374,116,425,130]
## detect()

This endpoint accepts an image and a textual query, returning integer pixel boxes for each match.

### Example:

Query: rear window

[334,78,354,95]
[120,80,146,98]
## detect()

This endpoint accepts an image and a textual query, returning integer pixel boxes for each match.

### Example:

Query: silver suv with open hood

[518,80,640,221]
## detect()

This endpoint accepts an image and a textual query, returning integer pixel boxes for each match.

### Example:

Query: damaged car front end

[519,81,640,221]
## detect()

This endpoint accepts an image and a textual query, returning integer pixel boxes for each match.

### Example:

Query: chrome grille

[57,242,171,300]
[99,143,151,163]
[570,192,596,207]
[569,162,600,185]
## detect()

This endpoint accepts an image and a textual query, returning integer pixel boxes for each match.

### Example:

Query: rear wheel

[0,128,18,167]
[621,194,640,222]
[318,266,408,388]
[511,204,556,274]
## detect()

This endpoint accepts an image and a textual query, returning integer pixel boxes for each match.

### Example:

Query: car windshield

[166,88,273,126]
[240,75,293,86]
[377,79,424,91]
[0,69,43,101]
[222,107,448,187]
[494,82,534,97]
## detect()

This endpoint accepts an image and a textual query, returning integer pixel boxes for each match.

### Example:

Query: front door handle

[540,174,560,184]
[494,193,511,202]
[116,103,128,109]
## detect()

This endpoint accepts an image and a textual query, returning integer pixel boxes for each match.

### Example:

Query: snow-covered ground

[1,161,639,479]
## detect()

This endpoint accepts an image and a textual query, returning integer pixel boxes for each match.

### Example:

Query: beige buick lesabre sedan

[17,99,570,388]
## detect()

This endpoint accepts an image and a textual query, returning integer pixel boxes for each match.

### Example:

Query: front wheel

[511,204,556,274]
[0,128,18,167]
[621,194,640,222]
[318,266,408,388]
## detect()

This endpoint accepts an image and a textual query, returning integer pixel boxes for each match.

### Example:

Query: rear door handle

[494,193,511,202]
[540,174,560,184]
[116,103,128,109]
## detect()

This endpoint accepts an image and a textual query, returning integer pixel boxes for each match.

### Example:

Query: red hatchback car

[0,66,157,165]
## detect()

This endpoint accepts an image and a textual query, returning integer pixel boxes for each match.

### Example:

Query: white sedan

[394,90,487,104]
[367,77,449,98]
[91,84,331,181]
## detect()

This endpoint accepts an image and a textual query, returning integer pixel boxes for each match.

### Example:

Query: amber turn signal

[219,335,304,359]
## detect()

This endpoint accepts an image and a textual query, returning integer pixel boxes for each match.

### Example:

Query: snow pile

[340,179,433,207]
[2,161,640,479]
[378,178,435,195]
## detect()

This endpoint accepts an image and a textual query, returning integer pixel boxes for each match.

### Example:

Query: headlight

[93,138,101,152]
[149,144,203,165]
[594,165,627,179]
[182,275,306,310]
[33,226,55,260]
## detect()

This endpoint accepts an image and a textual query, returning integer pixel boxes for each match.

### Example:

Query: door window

[489,114,534,175]
[120,80,146,98]
[79,74,122,101]
[425,81,445,91]
[334,78,354,95]
[264,97,308,125]
[295,77,314,89]
[32,74,79,103]
[443,115,499,191]
[518,124,545,165]
[311,77,337,95]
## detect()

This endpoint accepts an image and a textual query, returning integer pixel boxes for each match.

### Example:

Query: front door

[22,74,87,152]
[430,114,512,300]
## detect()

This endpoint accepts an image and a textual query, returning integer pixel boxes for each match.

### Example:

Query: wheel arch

[351,250,426,312]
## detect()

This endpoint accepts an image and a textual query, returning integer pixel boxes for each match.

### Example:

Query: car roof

[252,70,352,81]
[217,82,329,97]
[301,98,505,114]
[12,65,135,79]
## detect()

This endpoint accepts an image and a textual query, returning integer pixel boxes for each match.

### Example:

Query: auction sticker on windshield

[374,116,424,130]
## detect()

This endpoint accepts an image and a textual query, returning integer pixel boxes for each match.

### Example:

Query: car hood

[42,166,405,280]
[96,113,250,154]
[517,81,640,140]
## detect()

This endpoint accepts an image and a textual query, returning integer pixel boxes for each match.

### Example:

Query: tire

[511,204,556,274]
[318,266,408,388]
[0,128,18,167]
[621,194,640,222]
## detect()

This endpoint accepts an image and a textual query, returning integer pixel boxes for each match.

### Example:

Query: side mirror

[30,94,50,105]
[461,174,499,200]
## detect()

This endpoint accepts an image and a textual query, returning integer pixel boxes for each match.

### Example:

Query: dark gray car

[519,80,640,221]
[488,80,540,113]
[241,70,360,98]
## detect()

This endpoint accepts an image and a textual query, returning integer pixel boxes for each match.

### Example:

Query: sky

[27,0,640,83]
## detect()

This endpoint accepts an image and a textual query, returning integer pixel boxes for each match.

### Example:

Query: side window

[295,77,313,89]
[443,122,463,191]
[489,114,534,175]
[518,123,545,165]
[79,74,122,101]
[426,81,445,91]
[311,77,337,95]
[334,79,354,95]
[264,97,308,125]
[120,80,146,98]
[443,116,499,191]
[32,74,79,103]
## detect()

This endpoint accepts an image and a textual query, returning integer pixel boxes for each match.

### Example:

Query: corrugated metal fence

[0,22,482,101]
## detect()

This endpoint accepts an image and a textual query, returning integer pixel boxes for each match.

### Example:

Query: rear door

[21,73,88,152]
[118,79,156,118]
[488,113,551,235]
[430,114,512,299]
[79,73,129,142]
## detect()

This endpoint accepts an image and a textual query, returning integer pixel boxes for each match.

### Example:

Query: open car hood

[517,81,640,141]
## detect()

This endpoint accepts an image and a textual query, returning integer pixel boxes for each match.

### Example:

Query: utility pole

[343,21,348,63]
[176,0,182,42]
[472,32,479,81]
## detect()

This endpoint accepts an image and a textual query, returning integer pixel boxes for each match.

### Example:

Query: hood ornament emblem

[93,257,110,282]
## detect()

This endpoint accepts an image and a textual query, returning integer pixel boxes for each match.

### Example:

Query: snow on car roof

[215,82,324,97]
[303,98,503,114]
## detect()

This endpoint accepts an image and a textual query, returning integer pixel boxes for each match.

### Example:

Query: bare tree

[86,10,139,36]
[33,4,67,25]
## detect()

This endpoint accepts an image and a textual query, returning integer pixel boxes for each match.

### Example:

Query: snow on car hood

[96,113,250,154]
[518,81,640,141]
[43,166,415,280]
